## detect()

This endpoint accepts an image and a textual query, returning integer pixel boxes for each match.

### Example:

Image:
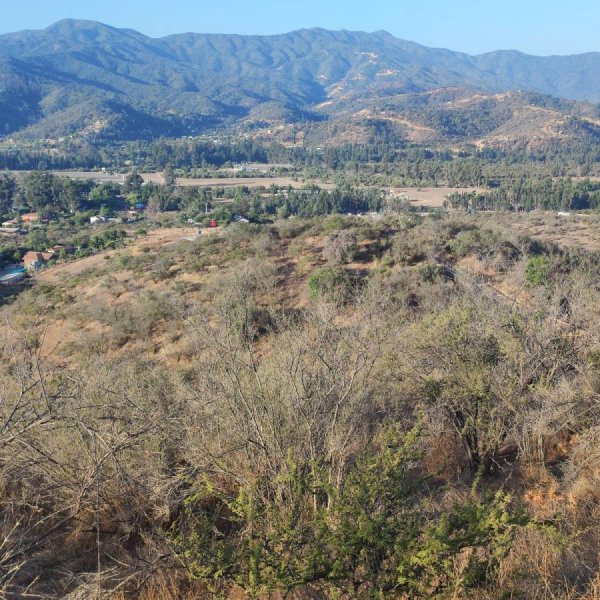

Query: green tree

[163,164,177,191]
[0,172,17,212]
[58,178,82,213]
[25,229,50,252]
[123,171,144,194]
[22,172,56,211]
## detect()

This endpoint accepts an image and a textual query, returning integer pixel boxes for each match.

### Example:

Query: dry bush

[391,229,427,265]
[275,217,312,239]
[5,213,600,596]
[0,328,186,597]
[181,284,393,494]
[563,426,600,511]
[110,571,213,600]
[497,527,569,599]
[322,230,358,265]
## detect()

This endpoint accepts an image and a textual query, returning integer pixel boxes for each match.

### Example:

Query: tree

[163,164,176,192]
[25,229,50,252]
[58,178,83,213]
[22,172,56,211]
[0,172,17,212]
[123,171,144,194]
[89,183,118,209]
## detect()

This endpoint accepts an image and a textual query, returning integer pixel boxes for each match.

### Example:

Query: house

[21,212,38,224]
[23,251,56,271]
[90,215,106,225]
[23,252,46,271]
[46,245,74,257]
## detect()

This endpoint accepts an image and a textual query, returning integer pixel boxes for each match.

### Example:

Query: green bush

[419,262,443,282]
[448,228,500,259]
[308,266,351,299]
[169,428,532,598]
[525,256,551,286]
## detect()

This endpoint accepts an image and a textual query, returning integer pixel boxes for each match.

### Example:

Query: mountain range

[0,19,599,146]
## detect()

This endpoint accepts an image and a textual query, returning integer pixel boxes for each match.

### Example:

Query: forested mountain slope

[0,20,600,142]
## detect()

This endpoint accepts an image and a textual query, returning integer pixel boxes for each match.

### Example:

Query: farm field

[15,169,482,208]
[173,175,336,189]
[388,186,485,208]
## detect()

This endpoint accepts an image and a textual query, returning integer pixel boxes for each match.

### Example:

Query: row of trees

[448,177,600,211]
[1,133,599,181]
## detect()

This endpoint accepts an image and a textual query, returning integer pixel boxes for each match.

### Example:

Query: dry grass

[5,213,600,599]
[391,186,485,208]
[477,212,600,252]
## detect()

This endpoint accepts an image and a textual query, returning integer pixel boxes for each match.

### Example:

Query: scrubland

[2,213,600,598]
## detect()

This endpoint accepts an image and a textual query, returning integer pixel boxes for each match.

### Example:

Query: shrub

[275,218,311,239]
[525,256,551,286]
[392,230,427,265]
[448,228,500,259]
[170,428,531,598]
[322,230,358,265]
[308,266,351,299]
[419,262,443,282]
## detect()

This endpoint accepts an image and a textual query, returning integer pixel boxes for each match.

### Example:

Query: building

[45,245,74,257]
[23,252,46,271]
[21,212,38,224]
[23,251,56,271]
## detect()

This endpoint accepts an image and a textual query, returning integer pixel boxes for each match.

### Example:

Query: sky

[0,0,598,56]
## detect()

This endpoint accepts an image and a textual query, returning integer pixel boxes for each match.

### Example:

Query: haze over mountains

[0,19,599,144]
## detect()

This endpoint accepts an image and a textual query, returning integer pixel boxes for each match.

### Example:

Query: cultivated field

[10,170,480,204]
[389,186,485,208]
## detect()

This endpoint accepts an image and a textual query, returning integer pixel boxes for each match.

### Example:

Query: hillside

[3,214,600,597]
[1,20,600,143]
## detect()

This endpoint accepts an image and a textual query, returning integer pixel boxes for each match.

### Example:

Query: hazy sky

[1,0,598,56]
